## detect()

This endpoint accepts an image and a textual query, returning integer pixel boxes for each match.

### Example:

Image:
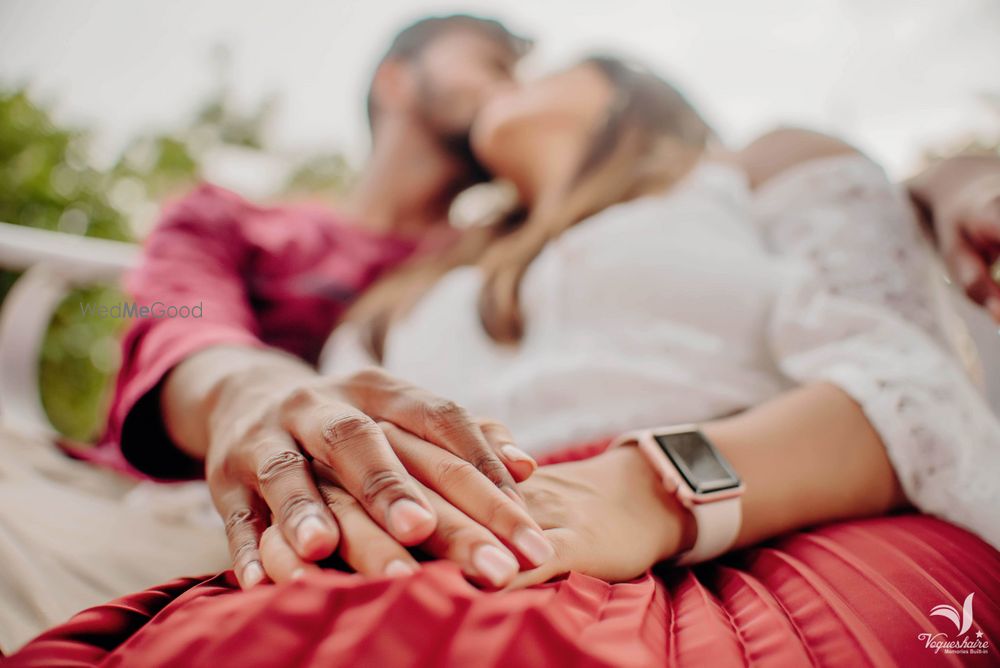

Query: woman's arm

[704,382,905,549]
[499,382,906,588]
[508,132,1000,587]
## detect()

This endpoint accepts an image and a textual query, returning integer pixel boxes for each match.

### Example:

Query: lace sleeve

[754,154,1000,548]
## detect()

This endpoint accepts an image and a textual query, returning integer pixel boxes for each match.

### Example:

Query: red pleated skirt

[8,443,1000,667]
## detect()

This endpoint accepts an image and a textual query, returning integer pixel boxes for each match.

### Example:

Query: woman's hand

[165,348,542,588]
[506,446,694,588]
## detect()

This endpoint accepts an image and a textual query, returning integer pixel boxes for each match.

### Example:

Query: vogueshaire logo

[917,593,990,655]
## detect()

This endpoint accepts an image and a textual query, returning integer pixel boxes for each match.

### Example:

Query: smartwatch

[609,424,744,565]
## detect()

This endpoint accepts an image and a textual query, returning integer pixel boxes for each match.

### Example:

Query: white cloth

[0,425,229,653]
[321,155,1000,549]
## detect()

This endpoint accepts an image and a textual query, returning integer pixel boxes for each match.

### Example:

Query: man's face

[409,30,519,141]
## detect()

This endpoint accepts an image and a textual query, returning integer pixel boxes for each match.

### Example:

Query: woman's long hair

[346,56,714,360]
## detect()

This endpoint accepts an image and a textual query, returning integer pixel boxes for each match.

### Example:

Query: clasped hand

[205,366,690,589]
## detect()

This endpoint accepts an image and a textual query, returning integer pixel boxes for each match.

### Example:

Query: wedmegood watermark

[79,301,203,319]
[916,593,990,655]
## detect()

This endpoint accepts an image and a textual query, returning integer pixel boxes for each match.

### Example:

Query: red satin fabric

[8,445,1000,667]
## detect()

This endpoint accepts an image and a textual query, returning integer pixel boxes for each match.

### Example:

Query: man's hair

[366,14,532,128]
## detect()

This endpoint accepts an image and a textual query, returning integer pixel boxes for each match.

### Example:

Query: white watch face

[653,431,741,494]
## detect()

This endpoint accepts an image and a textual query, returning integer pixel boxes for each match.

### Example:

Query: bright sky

[2,0,998,179]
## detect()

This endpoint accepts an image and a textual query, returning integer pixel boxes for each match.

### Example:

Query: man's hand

[935,176,1000,319]
[163,347,546,588]
[261,424,694,587]
[259,430,689,590]
[909,156,1000,320]
[260,425,556,589]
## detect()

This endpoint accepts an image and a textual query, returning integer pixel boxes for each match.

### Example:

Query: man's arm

[907,154,1000,318]
[106,183,270,478]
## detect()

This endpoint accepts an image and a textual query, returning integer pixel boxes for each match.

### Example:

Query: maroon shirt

[100,183,424,479]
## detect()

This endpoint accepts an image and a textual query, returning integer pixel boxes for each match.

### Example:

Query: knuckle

[279,385,318,413]
[423,399,468,432]
[224,507,257,536]
[433,457,479,489]
[224,509,261,564]
[231,536,259,565]
[478,419,511,441]
[348,366,389,386]
[359,469,410,507]
[276,492,319,523]
[478,495,509,529]
[470,453,509,488]
[255,450,308,486]
[438,523,485,551]
[205,461,228,488]
[320,414,381,452]
[319,485,357,515]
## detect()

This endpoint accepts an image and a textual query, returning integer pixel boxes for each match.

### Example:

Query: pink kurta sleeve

[103,184,269,479]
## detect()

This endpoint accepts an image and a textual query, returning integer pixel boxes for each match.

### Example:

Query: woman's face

[470,63,614,202]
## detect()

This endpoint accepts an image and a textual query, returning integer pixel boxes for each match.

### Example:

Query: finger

[249,432,339,562]
[315,477,420,578]
[951,241,1000,312]
[506,563,564,590]
[988,256,1000,321]
[478,417,536,482]
[383,423,554,568]
[506,530,572,590]
[341,368,522,499]
[417,484,521,589]
[280,389,436,545]
[259,524,320,583]
[211,482,267,589]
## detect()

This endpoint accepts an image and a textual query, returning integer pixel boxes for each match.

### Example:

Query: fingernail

[243,561,264,588]
[296,515,327,550]
[513,527,554,566]
[472,544,518,587]
[385,559,418,577]
[501,444,536,468]
[290,568,307,581]
[387,499,434,539]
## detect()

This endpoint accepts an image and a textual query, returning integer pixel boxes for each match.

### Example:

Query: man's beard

[415,76,492,188]
[439,132,491,188]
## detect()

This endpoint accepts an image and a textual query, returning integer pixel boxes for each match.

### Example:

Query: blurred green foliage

[0,76,353,442]
[0,91,131,245]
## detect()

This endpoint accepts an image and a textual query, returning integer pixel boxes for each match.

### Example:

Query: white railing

[0,222,139,438]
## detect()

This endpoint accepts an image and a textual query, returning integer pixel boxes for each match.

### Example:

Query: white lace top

[321,156,1000,549]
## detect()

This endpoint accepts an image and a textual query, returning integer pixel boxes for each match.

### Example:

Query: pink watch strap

[674,497,742,565]
[610,427,743,565]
